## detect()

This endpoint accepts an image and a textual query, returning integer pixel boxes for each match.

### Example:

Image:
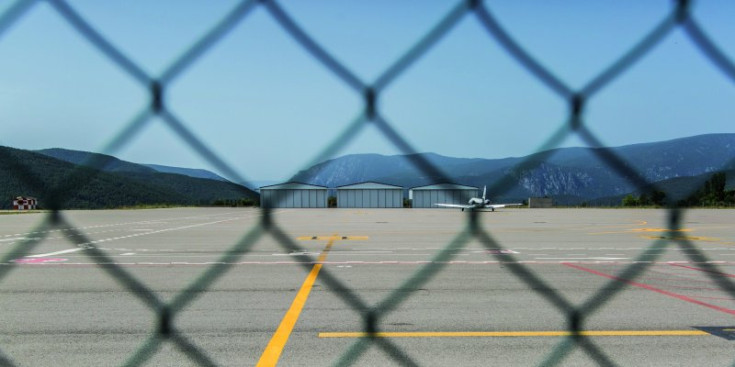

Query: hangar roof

[259,182,328,190]
[337,182,403,190]
[410,183,478,191]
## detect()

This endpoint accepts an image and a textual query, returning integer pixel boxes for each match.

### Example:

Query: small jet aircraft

[435,186,522,211]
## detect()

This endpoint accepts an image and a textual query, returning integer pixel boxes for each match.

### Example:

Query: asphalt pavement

[1,208,734,366]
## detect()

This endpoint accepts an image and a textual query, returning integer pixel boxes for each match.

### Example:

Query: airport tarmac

[1,207,734,366]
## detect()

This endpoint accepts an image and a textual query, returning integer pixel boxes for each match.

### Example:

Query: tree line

[622,172,734,207]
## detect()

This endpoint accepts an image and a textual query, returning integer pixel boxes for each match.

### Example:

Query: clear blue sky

[1,0,734,184]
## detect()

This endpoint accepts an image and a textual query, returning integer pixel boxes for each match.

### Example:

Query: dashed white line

[9,260,735,266]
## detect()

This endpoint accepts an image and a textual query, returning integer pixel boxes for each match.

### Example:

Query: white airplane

[435,186,522,211]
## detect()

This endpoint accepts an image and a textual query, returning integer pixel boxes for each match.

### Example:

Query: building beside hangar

[336,182,403,208]
[259,182,328,208]
[528,197,553,208]
[410,183,478,208]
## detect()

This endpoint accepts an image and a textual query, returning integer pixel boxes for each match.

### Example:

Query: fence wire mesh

[1,0,734,366]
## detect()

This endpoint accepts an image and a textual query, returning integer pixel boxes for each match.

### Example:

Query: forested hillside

[0,146,257,209]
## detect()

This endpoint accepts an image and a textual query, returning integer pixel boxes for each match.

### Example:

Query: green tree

[622,194,638,207]
[683,172,729,207]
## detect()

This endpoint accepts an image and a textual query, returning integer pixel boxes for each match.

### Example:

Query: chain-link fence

[1,0,735,366]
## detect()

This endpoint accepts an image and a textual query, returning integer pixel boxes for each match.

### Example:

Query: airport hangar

[336,182,403,208]
[259,182,480,208]
[410,183,479,208]
[259,182,328,208]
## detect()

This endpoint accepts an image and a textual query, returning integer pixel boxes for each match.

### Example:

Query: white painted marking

[26,248,85,258]
[0,210,264,245]
[120,253,135,256]
[27,216,244,258]
[537,257,628,260]
[325,253,433,256]
[272,252,320,256]
[16,260,735,266]
[13,257,67,264]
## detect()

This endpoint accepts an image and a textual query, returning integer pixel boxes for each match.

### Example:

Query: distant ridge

[37,148,229,182]
[37,148,156,174]
[0,147,257,209]
[293,133,735,204]
[143,164,229,182]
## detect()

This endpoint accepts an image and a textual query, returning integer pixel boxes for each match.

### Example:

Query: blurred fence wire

[1,0,735,366]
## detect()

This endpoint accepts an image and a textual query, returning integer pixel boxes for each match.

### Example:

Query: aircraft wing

[487,203,523,209]
[435,203,473,209]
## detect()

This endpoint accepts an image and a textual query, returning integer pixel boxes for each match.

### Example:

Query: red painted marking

[668,263,735,278]
[564,263,735,316]
[13,258,67,264]
[695,295,735,301]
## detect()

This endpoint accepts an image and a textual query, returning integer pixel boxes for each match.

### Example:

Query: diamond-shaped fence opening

[1,0,735,366]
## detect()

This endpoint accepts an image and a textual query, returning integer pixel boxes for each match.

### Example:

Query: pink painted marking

[564,263,735,316]
[13,258,68,264]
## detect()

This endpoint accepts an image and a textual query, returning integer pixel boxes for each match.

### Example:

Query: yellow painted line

[639,235,722,241]
[257,237,336,367]
[590,228,691,235]
[297,235,368,241]
[631,228,691,233]
[318,330,709,338]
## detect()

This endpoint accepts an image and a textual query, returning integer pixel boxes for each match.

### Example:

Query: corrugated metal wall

[260,189,327,208]
[337,189,403,208]
[412,189,477,208]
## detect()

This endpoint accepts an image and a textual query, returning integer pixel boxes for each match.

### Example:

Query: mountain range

[293,133,735,205]
[2,133,733,208]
